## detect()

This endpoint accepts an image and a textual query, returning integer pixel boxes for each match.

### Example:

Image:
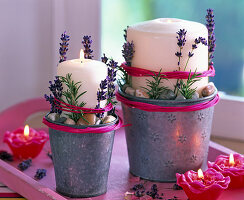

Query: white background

[0,0,101,111]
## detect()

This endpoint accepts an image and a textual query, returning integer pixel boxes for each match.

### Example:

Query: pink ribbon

[54,98,113,114]
[116,92,219,112]
[42,116,124,134]
[121,63,215,79]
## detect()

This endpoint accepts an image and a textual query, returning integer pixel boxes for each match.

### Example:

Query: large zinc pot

[43,114,118,198]
[118,89,218,182]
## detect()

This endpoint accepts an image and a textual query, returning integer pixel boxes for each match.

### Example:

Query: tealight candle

[208,153,244,188]
[4,125,49,159]
[176,168,230,200]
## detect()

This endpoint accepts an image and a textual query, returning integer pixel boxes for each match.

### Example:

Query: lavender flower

[59,31,70,63]
[122,41,135,66]
[175,29,187,66]
[107,59,118,114]
[95,79,107,118]
[184,36,207,70]
[124,26,129,41]
[101,53,108,65]
[44,76,63,114]
[34,169,47,180]
[206,8,216,65]
[82,35,93,59]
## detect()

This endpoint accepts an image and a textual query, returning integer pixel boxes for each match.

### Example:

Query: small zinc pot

[119,89,218,182]
[44,114,118,198]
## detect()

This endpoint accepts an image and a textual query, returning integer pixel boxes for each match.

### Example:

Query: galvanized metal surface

[120,90,216,182]
[47,116,117,198]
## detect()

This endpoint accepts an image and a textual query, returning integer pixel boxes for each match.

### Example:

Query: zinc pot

[45,114,118,198]
[119,90,217,182]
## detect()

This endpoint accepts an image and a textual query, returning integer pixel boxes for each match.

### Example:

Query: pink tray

[0,98,244,200]
[1,129,244,200]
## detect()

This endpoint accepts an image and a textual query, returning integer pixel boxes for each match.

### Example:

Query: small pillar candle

[127,18,208,93]
[57,50,107,108]
[208,153,244,188]
[176,168,230,200]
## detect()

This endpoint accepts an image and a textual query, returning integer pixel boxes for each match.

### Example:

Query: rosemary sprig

[178,70,202,99]
[60,73,88,123]
[142,69,168,99]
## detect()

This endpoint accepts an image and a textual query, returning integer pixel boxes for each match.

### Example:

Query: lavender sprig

[107,59,118,115]
[206,8,216,65]
[122,41,135,67]
[82,35,93,59]
[44,77,63,114]
[95,79,107,118]
[174,29,187,94]
[59,32,70,63]
[184,37,208,70]
[124,26,129,41]
[34,169,47,180]
[101,53,108,65]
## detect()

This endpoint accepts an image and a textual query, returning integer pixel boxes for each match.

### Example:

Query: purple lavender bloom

[188,52,194,57]
[124,26,129,41]
[95,79,107,118]
[122,41,135,66]
[176,29,187,47]
[44,76,63,114]
[206,8,216,65]
[82,35,93,59]
[101,53,108,64]
[175,52,182,58]
[189,37,207,57]
[59,31,70,63]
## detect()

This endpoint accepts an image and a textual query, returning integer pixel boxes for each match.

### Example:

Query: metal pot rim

[118,88,218,106]
[45,113,118,129]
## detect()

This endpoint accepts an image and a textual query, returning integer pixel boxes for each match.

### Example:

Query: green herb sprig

[60,73,88,123]
[142,69,168,99]
[178,70,202,99]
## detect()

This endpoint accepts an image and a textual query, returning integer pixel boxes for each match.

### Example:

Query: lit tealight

[229,153,235,166]
[80,49,85,62]
[198,169,204,179]
[24,125,30,137]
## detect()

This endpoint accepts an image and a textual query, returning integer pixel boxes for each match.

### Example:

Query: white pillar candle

[57,50,107,108]
[127,18,208,93]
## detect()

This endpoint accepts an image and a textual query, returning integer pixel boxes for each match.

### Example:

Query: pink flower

[176,168,230,200]
[208,154,244,188]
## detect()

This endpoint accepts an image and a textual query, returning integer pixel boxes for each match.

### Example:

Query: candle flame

[198,169,204,179]
[80,49,84,62]
[24,125,29,137]
[229,153,235,165]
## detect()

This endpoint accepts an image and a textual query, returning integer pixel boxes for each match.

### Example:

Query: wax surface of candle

[127,18,208,93]
[57,58,107,108]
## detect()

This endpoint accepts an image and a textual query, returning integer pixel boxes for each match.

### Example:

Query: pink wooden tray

[0,98,244,200]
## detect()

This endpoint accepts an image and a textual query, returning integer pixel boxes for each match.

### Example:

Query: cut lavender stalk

[206,8,216,65]
[0,151,13,161]
[18,159,32,171]
[59,31,70,63]
[34,169,47,180]
[174,29,187,94]
[82,35,93,59]
[95,79,107,118]
[124,26,129,41]
[122,41,135,67]
[107,59,118,112]
[44,76,63,114]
